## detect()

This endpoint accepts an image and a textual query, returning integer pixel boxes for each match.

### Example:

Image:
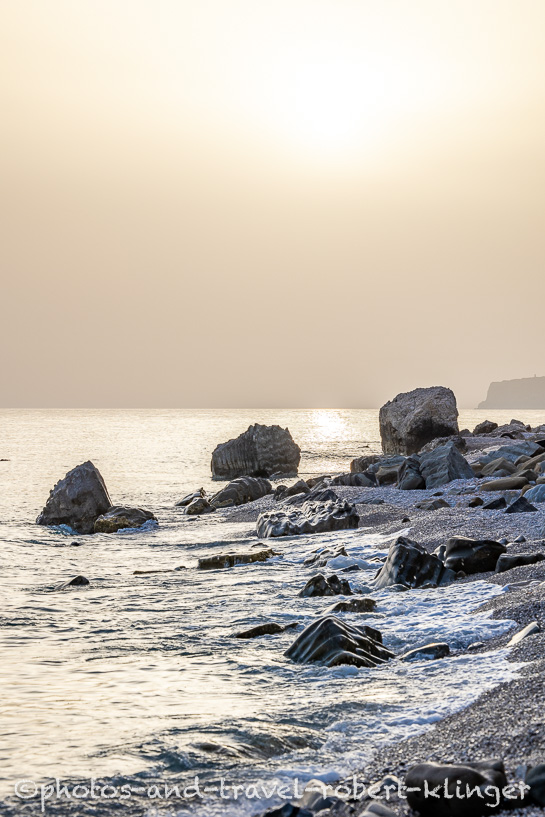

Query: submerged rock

[94,506,157,533]
[298,573,352,597]
[211,423,300,479]
[303,544,348,568]
[198,548,275,569]
[324,597,377,613]
[37,461,111,534]
[54,575,90,590]
[399,642,450,662]
[379,386,459,455]
[233,622,299,639]
[285,615,394,668]
[210,476,272,508]
[256,499,359,538]
[406,760,507,816]
[443,536,506,574]
[374,537,455,589]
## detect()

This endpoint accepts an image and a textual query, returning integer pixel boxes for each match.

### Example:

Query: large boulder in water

[211,423,300,479]
[256,499,359,538]
[36,461,111,534]
[374,536,456,589]
[379,386,459,455]
[285,615,394,668]
[94,506,157,533]
[210,476,272,508]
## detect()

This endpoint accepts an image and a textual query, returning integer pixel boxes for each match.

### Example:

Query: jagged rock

[185,496,212,515]
[233,622,299,638]
[304,544,348,567]
[284,486,338,506]
[330,472,375,487]
[479,442,544,465]
[419,434,467,453]
[379,386,459,455]
[211,423,300,479]
[374,537,456,589]
[209,476,271,509]
[198,548,275,569]
[481,476,529,491]
[481,457,517,476]
[443,536,506,573]
[175,488,206,507]
[505,496,538,513]
[524,484,545,503]
[399,642,450,661]
[285,615,394,668]
[350,454,381,473]
[473,420,498,435]
[419,442,473,488]
[94,506,157,532]
[495,552,545,573]
[325,597,377,613]
[274,480,309,501]
[508,621,541,646]
[256,499,359,538]
[36,461,112,534]
[415,498,450,510]
[298,573,352,597]
[397,456,425,490]
[406,760,507,816]
[482,496,507,510]
[373,455,406,485]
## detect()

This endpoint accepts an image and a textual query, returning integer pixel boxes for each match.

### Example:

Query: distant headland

[478,376,545,409]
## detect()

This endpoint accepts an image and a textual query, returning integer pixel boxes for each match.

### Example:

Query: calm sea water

[1,408,543,815]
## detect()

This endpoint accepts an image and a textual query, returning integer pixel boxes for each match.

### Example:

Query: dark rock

[304,544,348,568]
[419,442,473,488]
[274,480,309,501]
[379,386,459,455]
[298,573,352,597]
[468,496,484,507]
[505,496,538,513]
[306,476,329,488]
[233,621,299,638]
[481,476,529,491]
[285,615,394,668]
[210,476,272,508]
[479,442,544,465]
[198,548,275,569]
[397,455,425,490]
[415,498,450,510]
[482,497,507,510]
[526,763,545,806]
[256,499,359,538]
[37,461,112,534]
[331,472,375,487]
[350,454,381,473]
[419,434,467,453]
[374,536,456,589]
[399,642,450,661]
[94,506,157,532]
[405,760,507,816]
[473,420,498,435]
[56,575,90,590]
[443,537,506,574]
[284,486,338,506]
[324,597,377,613]
[185,496,212,515]
[211,423,301,479]
[175,488,206,507]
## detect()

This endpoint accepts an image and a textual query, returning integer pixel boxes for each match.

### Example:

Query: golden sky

[1,0,544,407]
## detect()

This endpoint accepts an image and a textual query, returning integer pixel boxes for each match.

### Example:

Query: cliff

[478,376,545,409]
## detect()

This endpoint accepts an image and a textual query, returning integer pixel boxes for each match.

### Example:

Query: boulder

[211,423,300,479]
[94,506,157,532]
[505,496,538,513]
[419,434,467,454]
[298,573,352,597]
[325,597,377,613]
[495,552,545,573]
[481,457,517,476]
[36,461,112,534]
[481,476,529,491]
[55,575,90,590]
[468,496,484,507]
[526,764,545,806]
[284,615,394,668]
[175,488,206,507]
[379,386,459,455]
[374,537,456,589]
[415,498,450,510]
[330,472,375,487]
[256,499,359,538]
[397,456,425,490]
[198,548,275,569]
[274,480,309,501]
[479,442,544,465]
[406,760,507,816]
[443,537,506,574]
[482,497,507,510]
[185,496,212,515]
[209,476,271,508]
[419,442,474,488]
[284,486,338,506]
[473,420,498,435]
[399,642,450,661]
[350,454,381,473]
[524,484,545,503]
[233,622,299,638]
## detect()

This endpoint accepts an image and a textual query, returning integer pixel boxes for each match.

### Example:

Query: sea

[1,408,544,815]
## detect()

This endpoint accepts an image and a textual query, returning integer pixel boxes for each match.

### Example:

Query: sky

[1,0,544,408]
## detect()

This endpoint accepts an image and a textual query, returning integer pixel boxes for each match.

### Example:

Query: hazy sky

[1,0,544,408]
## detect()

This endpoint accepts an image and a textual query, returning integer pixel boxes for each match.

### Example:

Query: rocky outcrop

[94,506,157,533]
[210,476,272,508]
[198,548,275,569]
[256,499,359,538]
[443,537,506,574]
[304,544,348,568]
[36,461,111,534]
[298,573,352,597]
[233,622,299,638]
[478,376,545,409]
[374,537,456,589]
[284,616,394,668]
[211,424,300,479]
[419,442,474,488]
[406,759,507,816]
[379,386,459,455]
